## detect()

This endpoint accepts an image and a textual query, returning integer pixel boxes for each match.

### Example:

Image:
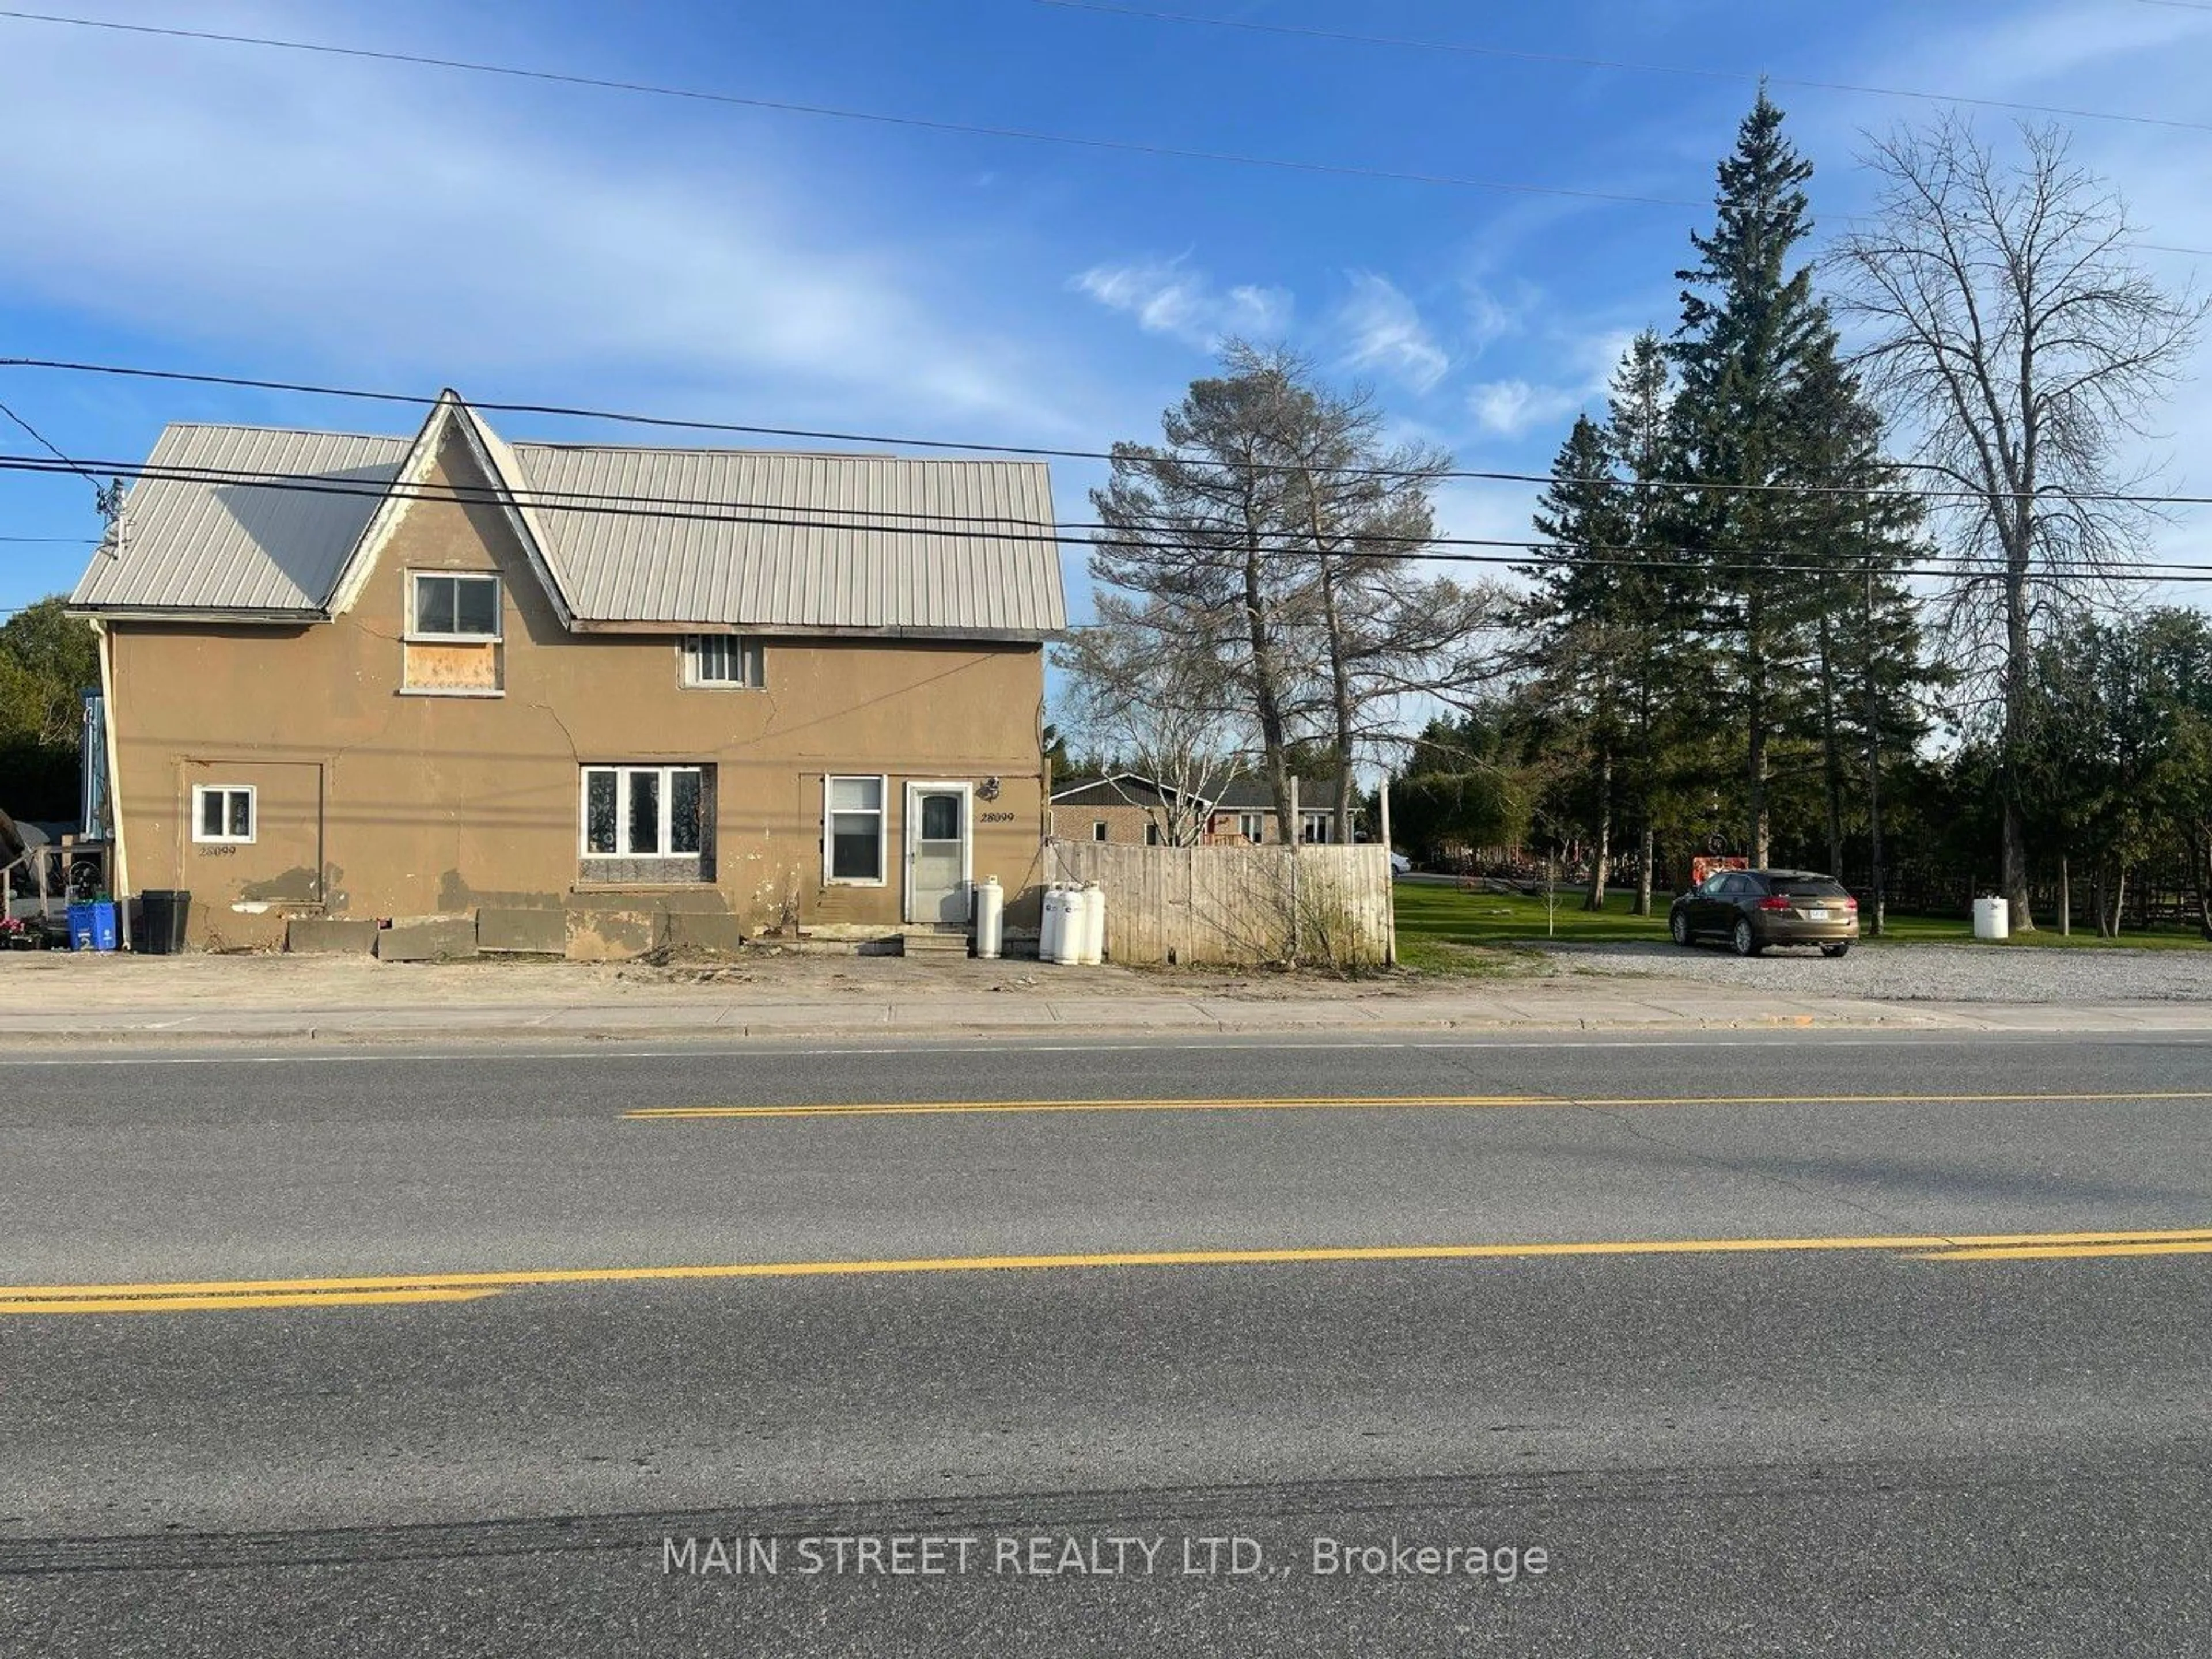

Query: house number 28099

[979,811,1017,824]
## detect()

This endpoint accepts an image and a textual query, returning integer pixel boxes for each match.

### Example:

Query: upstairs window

[411,573,502,640]
[684,635,764,688]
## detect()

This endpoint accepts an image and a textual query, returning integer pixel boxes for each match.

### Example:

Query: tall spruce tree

[1523,416,1642,909]
[1668,90,1879,867]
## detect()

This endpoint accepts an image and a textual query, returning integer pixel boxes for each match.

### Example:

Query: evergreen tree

[1669,90,1860,866]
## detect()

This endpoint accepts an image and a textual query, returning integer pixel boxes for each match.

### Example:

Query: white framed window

[1301,812,1332,844]
[1146,822,1163,846]
[581,765,707,858]
[410,571,502,640]
[824,775,887,884]
[683,635,764,688]
[192,784,256,844]
[1238,812,1266,842]
[1092,820,1109,842]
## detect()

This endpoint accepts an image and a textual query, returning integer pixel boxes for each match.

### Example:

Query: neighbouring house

[1203,775,1355,846]
[1049,771,1355,847]
[1047,773,1199,846]
[69,392,1065,955]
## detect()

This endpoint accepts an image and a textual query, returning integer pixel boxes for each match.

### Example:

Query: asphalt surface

[4,1031,2210,1655]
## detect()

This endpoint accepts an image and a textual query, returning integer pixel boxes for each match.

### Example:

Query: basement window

[683,635,764,688]
[192,785,256,844]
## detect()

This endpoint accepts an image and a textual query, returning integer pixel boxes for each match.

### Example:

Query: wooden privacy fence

[1047,839,1394,967]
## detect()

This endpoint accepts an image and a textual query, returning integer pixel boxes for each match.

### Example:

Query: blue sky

[5,0,2212,624]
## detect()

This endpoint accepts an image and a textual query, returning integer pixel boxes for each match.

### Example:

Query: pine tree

[1668,90,1830,866]
[1522,416,1633,908]
[1669,90,1921,870]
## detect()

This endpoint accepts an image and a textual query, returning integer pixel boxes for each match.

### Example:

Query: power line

[9,354,2212,509]
[0,8,1697,211]
[0,535,97,543]
[12,449,2212,585]
[0,397,101,488]
[1035,0,2212,139]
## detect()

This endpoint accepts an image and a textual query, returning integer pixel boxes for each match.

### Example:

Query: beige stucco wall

[105,429,1050,950]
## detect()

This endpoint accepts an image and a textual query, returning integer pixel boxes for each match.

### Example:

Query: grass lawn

[1392,879,2212,962]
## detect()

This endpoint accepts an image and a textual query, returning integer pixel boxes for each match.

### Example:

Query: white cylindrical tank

[1972,896,2009,941]
[1040,885,1071,964]
[1054,888,1085,965]
[1078,882,1105,965]
[974,876,1004,960]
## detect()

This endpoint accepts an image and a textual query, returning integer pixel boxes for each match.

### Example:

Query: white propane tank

[1078,882,1105,965]
[1055,888,1085,965]
[974,876,1004,960]
[1040,885,1069,964]
[1972,896,2009,941]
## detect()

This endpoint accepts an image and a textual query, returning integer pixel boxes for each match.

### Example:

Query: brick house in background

[70,392,1064,955]
[1050,771,1353,847]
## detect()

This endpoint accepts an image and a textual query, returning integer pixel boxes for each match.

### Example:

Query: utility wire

[0,9,1697,210]
[1033,0,2212,138]
[12,450,2212,585]
[0,396,101,487]
[10,356,2212,509]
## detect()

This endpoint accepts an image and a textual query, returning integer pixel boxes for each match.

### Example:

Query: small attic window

[411,573,502,640]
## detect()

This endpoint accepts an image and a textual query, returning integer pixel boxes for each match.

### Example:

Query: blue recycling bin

[68,900,119,952]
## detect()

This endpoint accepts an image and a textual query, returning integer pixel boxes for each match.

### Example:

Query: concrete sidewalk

[3,959,2209,1046]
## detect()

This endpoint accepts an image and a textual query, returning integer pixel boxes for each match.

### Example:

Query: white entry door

[904,782,972,925]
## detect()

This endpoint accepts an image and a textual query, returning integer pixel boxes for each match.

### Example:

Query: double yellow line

[626,1089,2212,1123]
[8,1227,2212,1316]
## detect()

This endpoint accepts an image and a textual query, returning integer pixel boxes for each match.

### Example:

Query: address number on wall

[979,811,1018,824]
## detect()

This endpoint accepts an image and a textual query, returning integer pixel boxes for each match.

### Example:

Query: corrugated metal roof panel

[70,425,408,613]
[505,442,1065,637]
[71,412,1067,639]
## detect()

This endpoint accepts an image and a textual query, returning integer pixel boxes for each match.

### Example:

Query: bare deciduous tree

[1054,599,1244,846]
[1832,116,2203,930]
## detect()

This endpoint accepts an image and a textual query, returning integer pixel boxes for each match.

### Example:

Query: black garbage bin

[139,889,191,954]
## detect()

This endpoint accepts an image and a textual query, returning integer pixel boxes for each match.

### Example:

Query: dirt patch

[0,946,1486,1016]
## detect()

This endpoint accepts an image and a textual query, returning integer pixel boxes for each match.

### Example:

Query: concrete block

[477,907,567,955]
[563,908,664,961]
[286,918,380,956]
[666,912,753,955]
[374,915,480,962]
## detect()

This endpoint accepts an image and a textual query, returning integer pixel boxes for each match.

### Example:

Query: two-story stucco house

[69,392,1064,955]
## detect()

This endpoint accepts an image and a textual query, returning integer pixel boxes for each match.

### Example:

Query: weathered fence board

[1047,840,1392,967]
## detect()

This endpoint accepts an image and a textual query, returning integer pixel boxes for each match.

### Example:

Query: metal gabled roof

[70,425,408,615]
[509,442,1064,638]
[71,402,1067,640]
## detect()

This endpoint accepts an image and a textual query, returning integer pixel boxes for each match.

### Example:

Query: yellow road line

[0,1287,502,1315]
[626,1089,2212,1122]
[7,1226,2212,1314]
[1914,1239,2212,1262]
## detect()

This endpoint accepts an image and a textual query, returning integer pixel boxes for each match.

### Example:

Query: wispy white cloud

[1073,257,1292,349]
[1335,272,1450,393]
[1465,378,1586,439]
[0,4,1064,429]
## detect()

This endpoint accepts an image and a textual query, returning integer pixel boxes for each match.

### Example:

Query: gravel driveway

[1544,940,2212,1003]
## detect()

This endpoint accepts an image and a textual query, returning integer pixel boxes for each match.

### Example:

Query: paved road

[4,1031,2210,1654]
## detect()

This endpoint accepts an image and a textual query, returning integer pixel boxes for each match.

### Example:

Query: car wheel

[1821,942,1850,959]
[1732,917,1762,957]
[1670,910,1692,946]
